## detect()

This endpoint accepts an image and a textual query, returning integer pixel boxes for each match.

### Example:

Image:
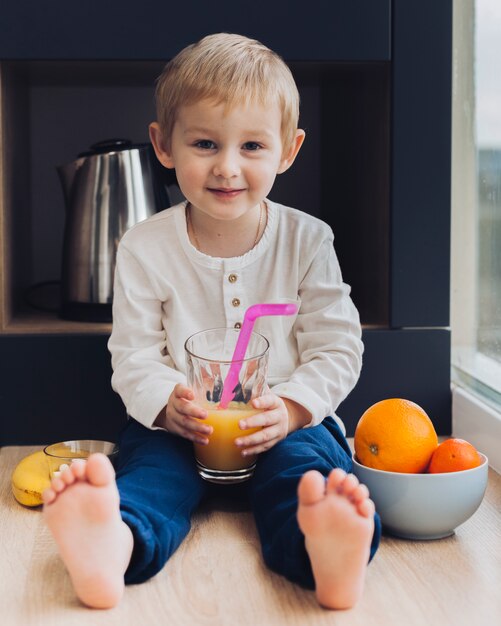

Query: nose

[212,148,240,179]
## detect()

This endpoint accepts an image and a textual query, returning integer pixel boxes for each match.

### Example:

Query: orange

[354,398,438,473]
[427,438,482,473]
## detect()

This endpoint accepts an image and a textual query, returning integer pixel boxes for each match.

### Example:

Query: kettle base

[60,301,112,324]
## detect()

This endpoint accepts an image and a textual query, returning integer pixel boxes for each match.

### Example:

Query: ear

[149,122,175,169]
[277,129,306,174]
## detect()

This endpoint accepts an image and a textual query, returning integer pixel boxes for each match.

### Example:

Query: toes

[50,477,66,493]
[350,483,370,504]
[327,470,363,498]
[326,471,373,510]
[336,473,360,497]
[42,487,56,504]
[85,453,115,487]
[60,467,76,486]
[357,497,376,519]
[301,469,375,520]
[326,468,347,493]
[298,470,326,505]
[71,459,87,479]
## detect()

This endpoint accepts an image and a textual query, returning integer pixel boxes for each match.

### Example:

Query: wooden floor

[2,445,501,626]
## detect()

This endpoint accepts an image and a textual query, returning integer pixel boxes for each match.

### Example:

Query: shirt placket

[222,262,245,329]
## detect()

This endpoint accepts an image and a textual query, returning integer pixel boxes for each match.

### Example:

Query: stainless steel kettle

[57,139,178,322]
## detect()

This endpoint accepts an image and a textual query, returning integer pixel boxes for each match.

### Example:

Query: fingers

[167,391,287,453]
[235,416,284,455]
[235,425,283,456]
[168,409,213,444]
[250,393,280,413]
[178,416,213,445]
[173,383,194,400]
[173,384,208,420]
[166,384,213,444]
[239,393,284,431]
[234,394,289,455]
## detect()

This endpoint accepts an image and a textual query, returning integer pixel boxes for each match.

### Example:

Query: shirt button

[232,298,241,307]
[234,322,242,329]
[228,273,238,283]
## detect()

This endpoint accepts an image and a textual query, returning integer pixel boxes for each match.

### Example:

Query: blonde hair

[154,33,300,153]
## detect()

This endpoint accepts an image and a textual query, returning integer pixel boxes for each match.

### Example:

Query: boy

[42,33,381,610]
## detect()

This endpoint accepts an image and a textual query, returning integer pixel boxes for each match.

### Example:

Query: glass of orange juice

[185,328,269,484]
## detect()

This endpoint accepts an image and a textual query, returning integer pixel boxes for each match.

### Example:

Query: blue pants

[115,417,381,587]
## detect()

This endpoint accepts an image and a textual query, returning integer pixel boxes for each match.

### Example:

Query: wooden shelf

[2,310,111,335]
[2,308,388,336]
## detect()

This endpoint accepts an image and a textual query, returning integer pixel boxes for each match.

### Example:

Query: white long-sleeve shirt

[108,200,363,433]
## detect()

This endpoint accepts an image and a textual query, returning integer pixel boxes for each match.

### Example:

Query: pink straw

[218,303,299,408]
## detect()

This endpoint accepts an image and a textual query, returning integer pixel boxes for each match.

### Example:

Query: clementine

[354,398,438,473]
[427,438,482,473]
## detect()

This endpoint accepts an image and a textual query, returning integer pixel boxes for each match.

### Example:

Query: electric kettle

[57,139,178,323]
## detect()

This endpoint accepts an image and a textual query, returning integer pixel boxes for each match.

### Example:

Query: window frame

[451,0,501,471]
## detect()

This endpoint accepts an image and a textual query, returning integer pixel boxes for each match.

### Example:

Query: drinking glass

[185,328,269,483]
[43,440,118,477]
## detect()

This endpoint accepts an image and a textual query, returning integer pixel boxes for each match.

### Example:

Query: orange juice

[194,401,262,471]
[44,446,91,477]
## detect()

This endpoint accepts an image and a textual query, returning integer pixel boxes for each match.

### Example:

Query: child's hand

[234,393,310,456]
[162,383,213,444]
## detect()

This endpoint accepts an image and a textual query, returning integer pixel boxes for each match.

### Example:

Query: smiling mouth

[207,188,245,196]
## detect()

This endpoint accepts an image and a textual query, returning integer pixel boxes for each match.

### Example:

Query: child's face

[150,99,304,221]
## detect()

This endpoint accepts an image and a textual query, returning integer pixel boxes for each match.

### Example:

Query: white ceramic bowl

[352,453,488,540]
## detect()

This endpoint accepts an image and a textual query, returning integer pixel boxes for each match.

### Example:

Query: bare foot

[42,453,133,609]
[297,468,375,610]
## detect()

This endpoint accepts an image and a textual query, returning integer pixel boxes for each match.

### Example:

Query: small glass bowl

[43,440,119,478]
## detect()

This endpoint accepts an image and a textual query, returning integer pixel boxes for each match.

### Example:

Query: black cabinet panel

[0,0,390,61]
[390,0,452,327]
[0,329,450,445]
[339,328,451,436]
[0,335,126,446]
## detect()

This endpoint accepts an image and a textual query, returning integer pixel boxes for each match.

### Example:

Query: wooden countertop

[2,445,501,625]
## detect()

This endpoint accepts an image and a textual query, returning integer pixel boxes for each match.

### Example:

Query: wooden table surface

[2,445,501,626]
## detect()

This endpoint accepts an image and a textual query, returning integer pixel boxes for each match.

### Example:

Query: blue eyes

[193,140,262,151]
[195,140,216,150]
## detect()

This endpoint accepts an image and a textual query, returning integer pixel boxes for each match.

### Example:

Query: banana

[11,450,51,507]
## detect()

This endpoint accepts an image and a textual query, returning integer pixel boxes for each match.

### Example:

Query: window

[451,0,501,413]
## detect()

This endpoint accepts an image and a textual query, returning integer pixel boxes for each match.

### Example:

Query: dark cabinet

[0,0,452,443]
[0,0,391,61]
